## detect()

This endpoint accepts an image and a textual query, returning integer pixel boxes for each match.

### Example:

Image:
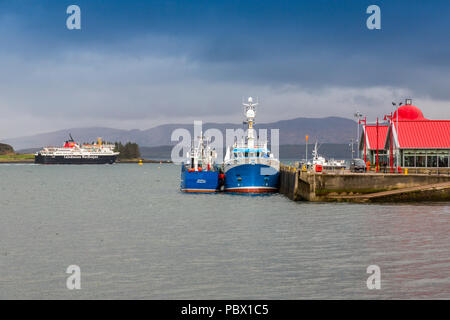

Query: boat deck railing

[225,157,279,167]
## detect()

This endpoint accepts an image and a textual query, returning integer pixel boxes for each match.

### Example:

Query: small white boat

[305,141,346,170]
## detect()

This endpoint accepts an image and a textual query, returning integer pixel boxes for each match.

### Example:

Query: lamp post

[376,117,379,172]
[359,116,367,163]
[354,111,363,156]
[392,101,403,170]
[350,139,355,160]
[384,112,394,173]
[305,135,309,165]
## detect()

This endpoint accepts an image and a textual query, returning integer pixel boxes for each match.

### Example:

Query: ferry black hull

[35,154,117,164]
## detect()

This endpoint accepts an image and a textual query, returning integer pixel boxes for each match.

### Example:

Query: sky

[1,0,450,139]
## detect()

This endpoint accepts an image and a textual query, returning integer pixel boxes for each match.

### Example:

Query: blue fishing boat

[223,97,280,193]
[180,133,222,193]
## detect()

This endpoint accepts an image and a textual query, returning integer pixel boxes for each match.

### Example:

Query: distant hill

[1,116,358,150]
[278,143,355,160]
[0,143,14,155]
[140,146,174,160]
[15,148,40,154]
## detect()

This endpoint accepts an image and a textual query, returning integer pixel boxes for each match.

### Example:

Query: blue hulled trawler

[180,133,222,193]
[223,97,280,193]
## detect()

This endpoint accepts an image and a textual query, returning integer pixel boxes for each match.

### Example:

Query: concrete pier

[279,165,450,202]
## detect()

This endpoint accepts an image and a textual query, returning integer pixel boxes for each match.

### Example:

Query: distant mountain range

[2,116,358,151]
[140,143,355,161]
[16,143,356,161]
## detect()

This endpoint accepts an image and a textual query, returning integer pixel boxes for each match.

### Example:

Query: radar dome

[246,109,255,118]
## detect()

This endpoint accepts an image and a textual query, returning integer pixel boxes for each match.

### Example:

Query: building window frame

[437,152,449,168]
[402,150,450,168]
[416,152,426,167]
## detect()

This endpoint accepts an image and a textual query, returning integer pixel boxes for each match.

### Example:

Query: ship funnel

[248,97,253,103]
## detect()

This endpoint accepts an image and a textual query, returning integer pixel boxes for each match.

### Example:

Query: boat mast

[312,141,320,162]
[193,131,202,171]
[243,97,258,149]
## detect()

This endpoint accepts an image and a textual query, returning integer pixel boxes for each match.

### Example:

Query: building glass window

[416,155,426,167]
[427,155,438,167]
[438,155,449,168]
[404,155,415,167]
[380,154,388,165]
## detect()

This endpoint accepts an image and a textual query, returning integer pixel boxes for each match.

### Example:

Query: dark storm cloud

[2,0,450,90]
[0,0,449,138]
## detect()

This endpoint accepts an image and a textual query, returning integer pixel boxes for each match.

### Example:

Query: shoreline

[117,159,172,164]
[0,159,173,164]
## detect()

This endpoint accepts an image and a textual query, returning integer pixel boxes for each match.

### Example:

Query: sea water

[0,163,449,299]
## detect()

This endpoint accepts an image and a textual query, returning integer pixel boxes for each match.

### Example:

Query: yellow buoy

[138,159,143,166]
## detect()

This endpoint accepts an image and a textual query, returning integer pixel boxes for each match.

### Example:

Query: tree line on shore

[113,142,141,160]
[0,143,14,155]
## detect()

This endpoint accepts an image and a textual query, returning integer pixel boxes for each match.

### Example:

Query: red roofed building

[360,100,450,169]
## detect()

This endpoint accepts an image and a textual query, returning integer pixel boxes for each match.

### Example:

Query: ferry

[223,97,280,193]
[180,133,222,193]
[35,135,119,164]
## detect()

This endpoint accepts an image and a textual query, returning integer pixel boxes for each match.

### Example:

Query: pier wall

[279,166,299,200]
[279,165,450,202]
[311,173,450,197]
[368,186,450,203]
